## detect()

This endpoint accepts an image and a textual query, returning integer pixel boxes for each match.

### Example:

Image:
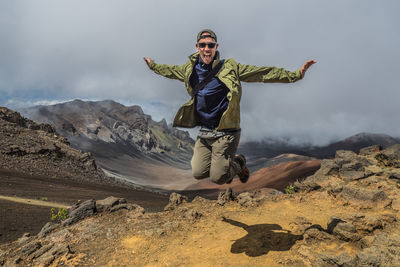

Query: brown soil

[0,168,169,245]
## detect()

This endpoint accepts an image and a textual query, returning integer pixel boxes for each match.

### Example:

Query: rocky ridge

[0,107,108,184]
[1,144,400,266]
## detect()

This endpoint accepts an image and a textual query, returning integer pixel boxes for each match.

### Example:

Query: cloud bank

[1,0,399,145]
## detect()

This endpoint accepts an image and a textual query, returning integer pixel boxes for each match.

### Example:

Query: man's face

[196,33,218,65]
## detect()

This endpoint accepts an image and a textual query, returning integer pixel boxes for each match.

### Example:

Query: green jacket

[148,51,302,130]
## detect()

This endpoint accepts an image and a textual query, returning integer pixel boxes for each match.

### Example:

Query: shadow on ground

[222,217,303,257]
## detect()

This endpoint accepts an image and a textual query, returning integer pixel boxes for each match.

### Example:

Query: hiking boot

[234,154,249,183]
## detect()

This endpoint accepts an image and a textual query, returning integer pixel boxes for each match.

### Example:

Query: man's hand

[143,57,152,66]
[300,60,316,78]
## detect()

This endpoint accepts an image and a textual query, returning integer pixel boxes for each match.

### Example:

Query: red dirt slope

[188,160,321,192]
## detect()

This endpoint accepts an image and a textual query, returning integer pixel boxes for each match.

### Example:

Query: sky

[1,0,399,145]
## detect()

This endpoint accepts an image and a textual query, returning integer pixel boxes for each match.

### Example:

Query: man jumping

[144,29,315,185]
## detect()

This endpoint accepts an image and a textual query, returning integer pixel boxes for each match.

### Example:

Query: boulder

[294,180,321,192]
[344,214,397,233]
[313,159,339,177]
[317,252,357,267]
[327,217,361,242]
[164,192,188,211]
[96,196,127,212]
[185,209,202,221]
[335,150,359,165]
[338,186,392,209]
[356,232,400,266]
[217,188,235,206]
[38,222,59,238]
[16,233,31,246]
[375,145,400,167]
[21,241,41,256]
[62,199,96,226]
[359,145,381,155]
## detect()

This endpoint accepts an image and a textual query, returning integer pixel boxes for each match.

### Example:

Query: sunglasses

[198,42,217,49]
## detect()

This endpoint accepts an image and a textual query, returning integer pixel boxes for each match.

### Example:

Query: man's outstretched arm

[238,59,316,83]
[143,56,186,82]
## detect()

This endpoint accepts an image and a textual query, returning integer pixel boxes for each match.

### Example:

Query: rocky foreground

[1,145,400,266]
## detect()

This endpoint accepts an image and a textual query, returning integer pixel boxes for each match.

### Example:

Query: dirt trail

[0,195,68,208]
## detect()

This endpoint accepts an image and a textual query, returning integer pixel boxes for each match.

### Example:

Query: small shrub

[285,185,295,194]
[51,207,68,221]
[40,197,48,201]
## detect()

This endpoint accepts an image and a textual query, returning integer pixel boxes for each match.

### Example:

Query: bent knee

[191,164,209,180]
[191,160,210,180]
[210,169,230,185]
[192,171,209,180]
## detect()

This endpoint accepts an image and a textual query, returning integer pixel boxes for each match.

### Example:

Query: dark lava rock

[62,199,96,226]
[96,196,127,212]
[317,252,356,267]
[236,192,258,207]
[16,233,31,246]
[294,180,321,192]
[327,217,361,242]
[375,144,400,168]
[28,243,54,261]
[38,222,60,238]
[217,188,235,206]
[340,170,371,181]
[236,188,283,207]
[164,192,188,211]
[344,213,397,234]
[303,228,334,242]
[388,171,400,183]
[356,232,400,266]
[185,209,202,221]
[359,145,381,155]
[314,159,339,177]
[335,150,359,165]
[21,241,41,256]
[337,186,392,208]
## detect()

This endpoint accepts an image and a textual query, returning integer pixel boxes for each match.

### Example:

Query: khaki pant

[191,131,241,185]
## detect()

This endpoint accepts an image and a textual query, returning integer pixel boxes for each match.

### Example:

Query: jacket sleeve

[148,61,185,82]
[237,63,302,83]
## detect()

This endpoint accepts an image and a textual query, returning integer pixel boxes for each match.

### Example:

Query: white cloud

[4,98,75,109]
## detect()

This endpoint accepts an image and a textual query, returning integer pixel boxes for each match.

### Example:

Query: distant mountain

[239,132,400,160]
[21,100,195,189]
[307,132,400,158]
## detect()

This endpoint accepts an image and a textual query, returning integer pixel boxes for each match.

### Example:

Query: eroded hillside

[0,107,107,184]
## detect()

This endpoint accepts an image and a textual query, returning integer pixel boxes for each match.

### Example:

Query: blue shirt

[190,56,229,129]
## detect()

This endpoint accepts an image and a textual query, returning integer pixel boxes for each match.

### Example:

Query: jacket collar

[189,51,221,68]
